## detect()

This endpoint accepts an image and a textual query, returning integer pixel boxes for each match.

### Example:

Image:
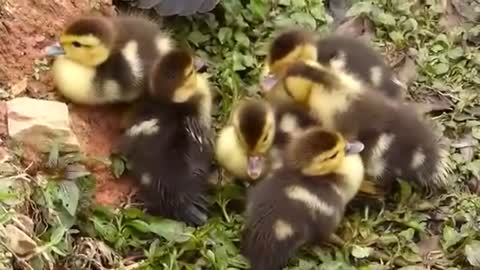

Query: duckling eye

[72,41,82,48]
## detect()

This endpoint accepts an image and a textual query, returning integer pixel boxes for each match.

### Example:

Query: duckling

[260,29,404,103]
[215,99,276,183]
[241,127,365,270]
[44,14,174,105]
[117,48,213,226]
[272,60,451,195]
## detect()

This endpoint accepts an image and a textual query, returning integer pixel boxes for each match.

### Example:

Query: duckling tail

[240,222,303,270]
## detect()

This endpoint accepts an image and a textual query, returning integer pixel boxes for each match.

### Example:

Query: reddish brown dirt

[0,102,6,138]
[1,0,133,207]
[69,104,135,206]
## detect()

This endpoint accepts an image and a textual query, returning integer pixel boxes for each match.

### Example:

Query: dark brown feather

[237,100,269,151]
[268,30,315,65]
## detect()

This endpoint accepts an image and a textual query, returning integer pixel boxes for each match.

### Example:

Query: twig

[328,233,410,267]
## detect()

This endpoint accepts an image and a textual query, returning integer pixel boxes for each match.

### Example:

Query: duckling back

[241,128,365,270]
[338,94,451,194]
[50,15,174,105]
[118,98,213,226]
[315,35,404,99]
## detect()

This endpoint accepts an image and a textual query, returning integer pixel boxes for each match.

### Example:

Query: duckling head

[261,30,318,92]
[150,48,206,103]
[44,16,115,67]
[232,99,276,180]
[277,60,340,106]
[285,127,364,176]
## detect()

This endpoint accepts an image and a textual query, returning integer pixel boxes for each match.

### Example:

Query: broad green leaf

[351,245,373,259]
[188,31,209,45]
[49,226,66,245]
[127,219,151,233]
[57,180,79,216]
[291,12,317,29]
[465,240,480,266]
[442,226,465,249]
[447,47,464,60]
[346,2,374,17]
[389,31,404,45]
[433,63,449,75]
[218,27,233,44]
[247,0,267,19]
[399,228,415,241]
[110,155,126,179]
[376,12,396,26]
[148,218,193,243]
[234,31,250,47]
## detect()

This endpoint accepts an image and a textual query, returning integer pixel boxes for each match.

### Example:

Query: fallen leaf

[439,0,465,30]
[464,240,480,266]
[452,134,477,148]
[466,177,480,194]
[2,224,37,256]
[418,235,441,258]
[9,78,28,96]
[334,15,375,42]
[351,245,373,259]
[393,55,418,86]
[451,0,480,22]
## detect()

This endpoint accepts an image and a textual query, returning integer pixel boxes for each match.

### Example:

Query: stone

[7,97,80,152]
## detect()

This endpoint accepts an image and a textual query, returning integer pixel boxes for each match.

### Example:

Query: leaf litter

[1,0,480,269]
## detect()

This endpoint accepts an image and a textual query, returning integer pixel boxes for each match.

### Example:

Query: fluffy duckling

[44,14,174,105]
[117,48,213,226]
[215,99,276,182]
[241,127,365,270]
[260,29,404,103]
[215,98,321,183]
[272,60,451,195]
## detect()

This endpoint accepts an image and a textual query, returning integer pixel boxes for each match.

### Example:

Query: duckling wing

[119,112,211,226]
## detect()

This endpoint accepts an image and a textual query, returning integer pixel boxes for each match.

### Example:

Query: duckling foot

[358,178,385,199]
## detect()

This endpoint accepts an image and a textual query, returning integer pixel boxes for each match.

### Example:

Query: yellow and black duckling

[117,48,213,226]
[260,29,404,103]
[215,99,276,183]
[241,127,365,270]
[214,98,321,184]
[44,14,175,105]
[272,60,451,196]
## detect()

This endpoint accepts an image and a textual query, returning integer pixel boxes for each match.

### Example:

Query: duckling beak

[44,42,65,56]
[247,155,265,180]
[345,141,365,155]
[194,57,207,71]
[260,74,279,93]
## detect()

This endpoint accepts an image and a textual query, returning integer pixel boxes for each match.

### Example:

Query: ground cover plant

[0,0,479,269]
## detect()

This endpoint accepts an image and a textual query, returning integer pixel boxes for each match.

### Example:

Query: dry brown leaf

[451,0,480,22]
[335,15,375,43]
[2,224,37,256]
[9,77,28,96]
[417,235,443,265]
[439,0,466,30]
[452,134,477,162]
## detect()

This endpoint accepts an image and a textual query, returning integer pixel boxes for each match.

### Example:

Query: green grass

[1,0,480,269]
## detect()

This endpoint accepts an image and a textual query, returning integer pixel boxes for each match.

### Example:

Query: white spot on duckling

[121,41,143,81]
[279,113,299,134]
[127,119,159,137]
[141,173,152,186]
[367,133,394,177]
[411,148,426,169]
[285,185,335,216]
[103,79,122,101]
[329,51,347,71]
[432,147,453,188]
[369,66,383,87]
[273,219,294,240]
[155,35,174,55]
